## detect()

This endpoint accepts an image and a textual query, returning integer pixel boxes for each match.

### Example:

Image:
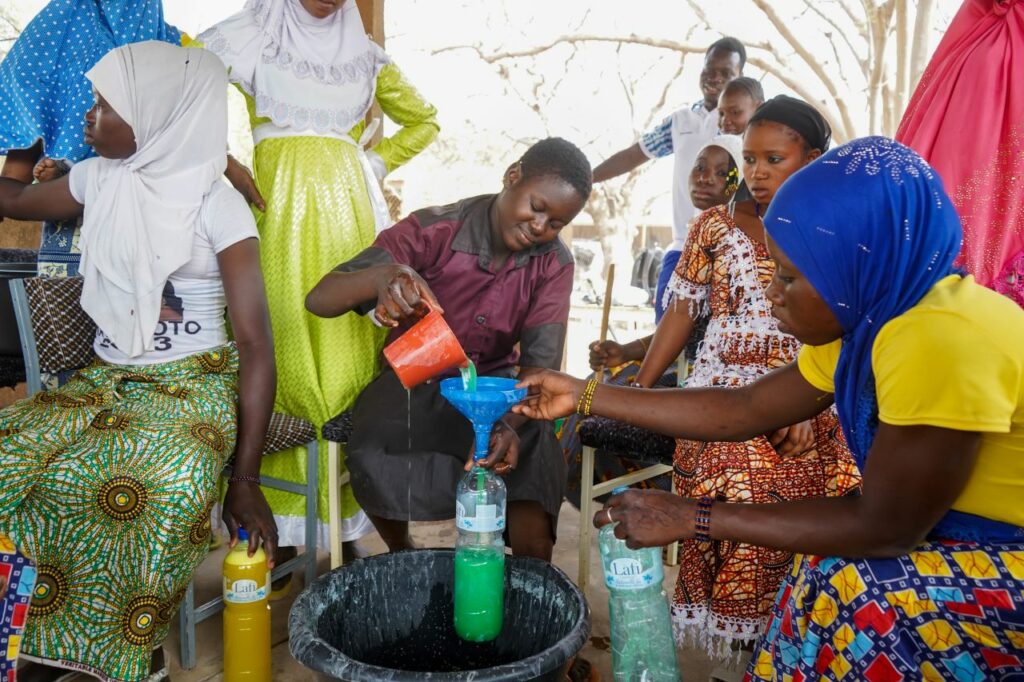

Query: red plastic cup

[382,308,469,389]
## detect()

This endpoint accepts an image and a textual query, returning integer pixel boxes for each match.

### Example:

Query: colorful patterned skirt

[0,346,238,682]
[673,411,861,657]
[251,135,385,547]
[0,533,36,681]
[746,542,1024,681]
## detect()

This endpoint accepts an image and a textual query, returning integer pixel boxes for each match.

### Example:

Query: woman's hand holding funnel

[465,418,520,475]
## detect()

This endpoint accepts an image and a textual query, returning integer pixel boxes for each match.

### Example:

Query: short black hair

[723,76,764,104]
[707,37,746,69]
[519,137,592,199]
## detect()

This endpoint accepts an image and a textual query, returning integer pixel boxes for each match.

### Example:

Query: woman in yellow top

[516,137,1024,679]
[197,0,439,569]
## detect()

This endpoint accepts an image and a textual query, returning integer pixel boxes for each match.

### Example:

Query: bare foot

[341,539,370,562]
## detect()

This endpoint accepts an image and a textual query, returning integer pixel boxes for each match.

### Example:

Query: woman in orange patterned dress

[632,96,860,674]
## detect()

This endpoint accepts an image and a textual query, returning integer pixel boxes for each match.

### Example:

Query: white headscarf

[198,0,388,136]
[697,134,743,175]
[79,41,228,359]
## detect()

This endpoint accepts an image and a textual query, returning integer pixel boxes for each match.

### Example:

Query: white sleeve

[67,158,98,204]
[201,181,259,254]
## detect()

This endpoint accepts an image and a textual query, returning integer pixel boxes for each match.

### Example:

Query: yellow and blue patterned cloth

[0,532,36,682]
[747,542,1024,681]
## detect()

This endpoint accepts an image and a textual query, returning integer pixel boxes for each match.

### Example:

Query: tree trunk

[910,0,936,88]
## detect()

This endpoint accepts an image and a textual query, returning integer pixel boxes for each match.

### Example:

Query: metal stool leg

[178,580,197,670]
[304,440,319,585]
[578,445,596,590]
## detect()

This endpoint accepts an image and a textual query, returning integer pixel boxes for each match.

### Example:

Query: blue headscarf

[0,1,181,163]
[763,137,962,465]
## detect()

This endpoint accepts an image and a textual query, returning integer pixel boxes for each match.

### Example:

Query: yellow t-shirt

[798,275,1024,527]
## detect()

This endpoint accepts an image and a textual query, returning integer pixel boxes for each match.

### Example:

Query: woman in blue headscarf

[0,0,182,276]
[516,136,1024,678]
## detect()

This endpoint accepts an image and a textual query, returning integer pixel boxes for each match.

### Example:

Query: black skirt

[347,367,566,529]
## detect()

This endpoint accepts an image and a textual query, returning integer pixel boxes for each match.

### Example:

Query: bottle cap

[237,527,249,542]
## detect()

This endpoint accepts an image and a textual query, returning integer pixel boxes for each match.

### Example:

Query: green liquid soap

[453,546,504,642]
[459,359,477,392]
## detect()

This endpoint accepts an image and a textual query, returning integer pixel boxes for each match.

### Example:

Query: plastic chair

[576,415,678,590]
[322,410,354,569]
[8,276,321,670]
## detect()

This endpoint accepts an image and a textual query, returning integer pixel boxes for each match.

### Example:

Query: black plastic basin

[289,549,590,681]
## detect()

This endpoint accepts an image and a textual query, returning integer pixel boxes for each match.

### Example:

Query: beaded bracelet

[575,377,599,417]
[228,475,261,485]
[694,496,714,542]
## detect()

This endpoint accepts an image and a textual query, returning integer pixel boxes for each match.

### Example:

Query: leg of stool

[578,445,596,590]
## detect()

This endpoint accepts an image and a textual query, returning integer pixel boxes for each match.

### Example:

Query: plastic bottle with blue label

[223,527,271,681]
[453,458,506,642]
[599,487,680,681]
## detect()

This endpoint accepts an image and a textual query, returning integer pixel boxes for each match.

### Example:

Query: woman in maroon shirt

[306,138,592,561]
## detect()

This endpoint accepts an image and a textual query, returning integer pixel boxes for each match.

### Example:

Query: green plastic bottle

[453,462,505,642]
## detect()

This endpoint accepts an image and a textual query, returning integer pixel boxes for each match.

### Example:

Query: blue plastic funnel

[440,377,527,461]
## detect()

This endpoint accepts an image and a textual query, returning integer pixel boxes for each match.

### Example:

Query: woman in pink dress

[896,0,1024,306]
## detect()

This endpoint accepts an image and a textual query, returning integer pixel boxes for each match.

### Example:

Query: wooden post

[356,0,385,146]
[355,0,385,43]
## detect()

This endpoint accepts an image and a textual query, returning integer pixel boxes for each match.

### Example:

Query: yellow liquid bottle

[223,528,271,682]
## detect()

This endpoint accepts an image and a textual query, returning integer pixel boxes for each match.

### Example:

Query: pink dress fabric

[896,0,1024,306]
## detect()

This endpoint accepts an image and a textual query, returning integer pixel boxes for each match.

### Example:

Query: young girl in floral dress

[640,97,860,677]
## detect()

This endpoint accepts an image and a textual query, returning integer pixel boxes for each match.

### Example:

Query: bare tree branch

[802,0,868,76]
[644,56,687,130]
[750,0,856,143]
[684,0,714,33]
[746,56,846,140]
[837,0,869,34]
[432,34,710,61]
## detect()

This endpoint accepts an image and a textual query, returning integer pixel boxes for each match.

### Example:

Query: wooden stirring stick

[598,263,615,383]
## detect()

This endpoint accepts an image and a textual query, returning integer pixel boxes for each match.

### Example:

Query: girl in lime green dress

[198,0,439,561]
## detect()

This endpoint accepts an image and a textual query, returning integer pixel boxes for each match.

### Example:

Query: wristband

[694,496,714,542]
[229,475,261,485]
[575,377,599,416]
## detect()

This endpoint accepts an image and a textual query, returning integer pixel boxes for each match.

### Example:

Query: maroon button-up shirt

[337,194,573,374]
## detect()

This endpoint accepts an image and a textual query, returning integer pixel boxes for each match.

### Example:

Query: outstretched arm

[515,361,833,442]
[306,260,441,326]
[592,143,649,183]
[600,423,980,559]
[0,174,83,223]
[634,302,695,387]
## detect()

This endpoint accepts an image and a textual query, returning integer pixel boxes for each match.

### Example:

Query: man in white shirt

[593,37,745,321]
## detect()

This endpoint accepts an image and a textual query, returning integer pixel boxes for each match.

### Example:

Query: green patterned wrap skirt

[0,345,239,682]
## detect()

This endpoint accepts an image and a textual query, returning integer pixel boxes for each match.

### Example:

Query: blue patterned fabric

[0,0,180,162]
[639,116,674,159]
[762,137,962,466]
[747,542,1024,681]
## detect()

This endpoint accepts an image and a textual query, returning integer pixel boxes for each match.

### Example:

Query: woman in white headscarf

[196,0,439,575]
[0,41,277,682]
